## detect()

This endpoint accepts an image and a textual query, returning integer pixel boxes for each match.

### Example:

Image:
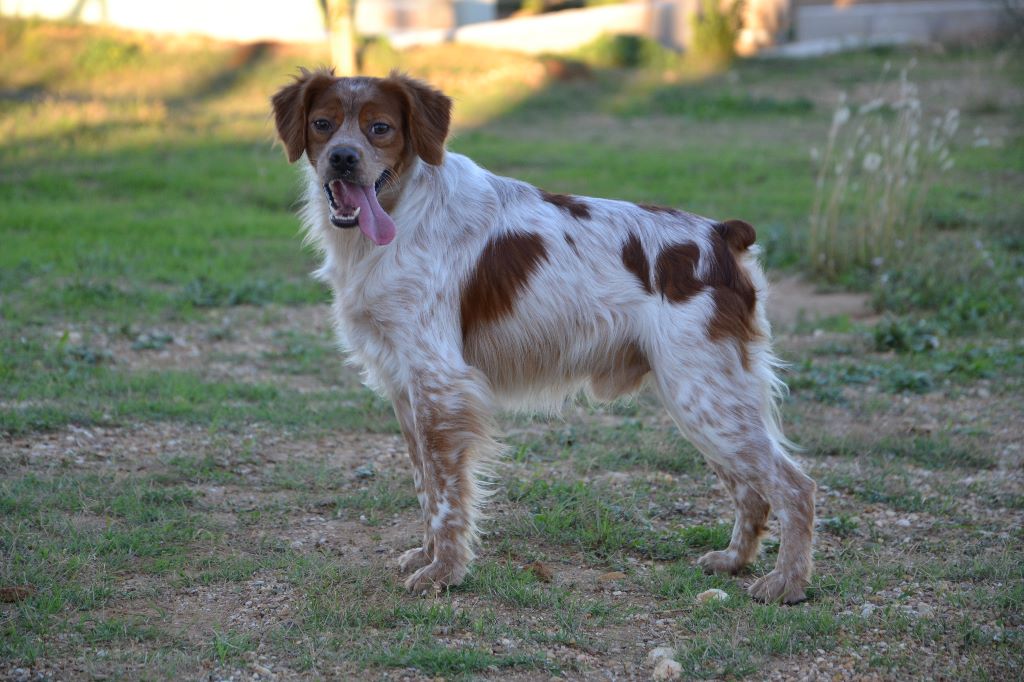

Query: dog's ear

[386,71,452,166]
[271,67,335,163]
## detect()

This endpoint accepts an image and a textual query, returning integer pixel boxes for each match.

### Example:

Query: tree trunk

[325,0,357,76]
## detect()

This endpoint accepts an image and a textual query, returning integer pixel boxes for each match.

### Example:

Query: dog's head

[271,69,452,245]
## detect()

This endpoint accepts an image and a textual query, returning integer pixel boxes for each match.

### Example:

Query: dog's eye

[312,119,333,133]
[370,122,391,135]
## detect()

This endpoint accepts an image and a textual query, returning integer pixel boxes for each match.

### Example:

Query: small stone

[354,464,375,479]
[647,646,675,664]
[653,657,682,680]
[696,588,729,604]
[251,663,273,677]
[597,571,627,583]
[861,603,876,618]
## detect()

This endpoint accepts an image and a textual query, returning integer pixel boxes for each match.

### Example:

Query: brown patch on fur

[589,340,651,400]
[638,203,679,215]
[421,402,489,463]
[654,226,760,368]
[539,190,591,220]
[621,233,653,295]
[705,226,760,367]
[379,71,452,166]
[564,233,580,256]
[271,67,337,163]
[461,232,549,340]
[715,219,756,252]
[654,242,702,303]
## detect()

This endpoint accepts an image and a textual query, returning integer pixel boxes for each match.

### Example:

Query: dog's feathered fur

[272,69,816,603]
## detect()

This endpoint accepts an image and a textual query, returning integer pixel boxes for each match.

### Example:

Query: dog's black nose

[328,146,360,174]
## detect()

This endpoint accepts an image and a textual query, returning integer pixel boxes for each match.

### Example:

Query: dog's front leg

[402,366,499,595]
[392,390,434,574]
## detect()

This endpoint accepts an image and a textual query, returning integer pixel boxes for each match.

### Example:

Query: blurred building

[0,0,1010,51]
[0,0,499,42]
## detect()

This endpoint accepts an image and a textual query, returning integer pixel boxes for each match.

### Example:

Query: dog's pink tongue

[349,183,395,246]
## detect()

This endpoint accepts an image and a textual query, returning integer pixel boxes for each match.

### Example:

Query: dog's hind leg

[699,460,771,575]
[651,342,815,604]
[402,365,500,595]
[392,391,434,574]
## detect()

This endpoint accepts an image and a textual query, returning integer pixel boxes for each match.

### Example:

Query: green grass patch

[262,329,340,376]
[0,334,397,436]
[208,628,255,665]
[367,642,552,677]
[786,339,1023,403]
[512,418,705,474]
[506,478,731,560]
[817,469,957,515]
[0,470,217,662]
[333,475,420,523]
[801,432,994,470]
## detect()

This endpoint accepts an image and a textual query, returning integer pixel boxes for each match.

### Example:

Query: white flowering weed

[808,62,961,281]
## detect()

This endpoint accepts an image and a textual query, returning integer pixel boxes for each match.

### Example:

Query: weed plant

[808,62,959,282]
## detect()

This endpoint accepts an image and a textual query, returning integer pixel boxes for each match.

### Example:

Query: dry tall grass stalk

[808,62,958,281]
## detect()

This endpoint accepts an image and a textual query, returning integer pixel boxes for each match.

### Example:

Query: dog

[271,69,816,604]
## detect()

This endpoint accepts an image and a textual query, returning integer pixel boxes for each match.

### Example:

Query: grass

[1,16,1022,681]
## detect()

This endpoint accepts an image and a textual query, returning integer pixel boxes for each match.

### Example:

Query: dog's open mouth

[323,172,396,246]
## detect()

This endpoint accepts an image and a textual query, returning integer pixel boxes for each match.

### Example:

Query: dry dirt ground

[3,278,1021,681]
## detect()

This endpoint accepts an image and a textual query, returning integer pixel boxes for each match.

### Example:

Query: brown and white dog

[271,69,816,603]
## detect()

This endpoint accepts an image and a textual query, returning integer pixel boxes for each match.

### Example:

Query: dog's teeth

[323,184,338,209]
[351,207,360,218]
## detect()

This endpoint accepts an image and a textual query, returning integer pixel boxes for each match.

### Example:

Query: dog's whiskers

[379,167,401,194]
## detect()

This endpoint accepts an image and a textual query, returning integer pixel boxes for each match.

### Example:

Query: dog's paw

[747,570,808,605]
[404,560,466,596]
[697,549,745,575]
[397,546,432,574]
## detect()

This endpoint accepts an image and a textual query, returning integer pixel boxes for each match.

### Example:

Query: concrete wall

[794,0,1008,43]
[1,0,499,42]
[1,0,328,42]
[3,0,1007,53]
[389,1,659,52]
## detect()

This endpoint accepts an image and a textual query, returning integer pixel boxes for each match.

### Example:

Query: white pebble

[653,657,682,680]
[647,646,675,664]
[696,588,729,604]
